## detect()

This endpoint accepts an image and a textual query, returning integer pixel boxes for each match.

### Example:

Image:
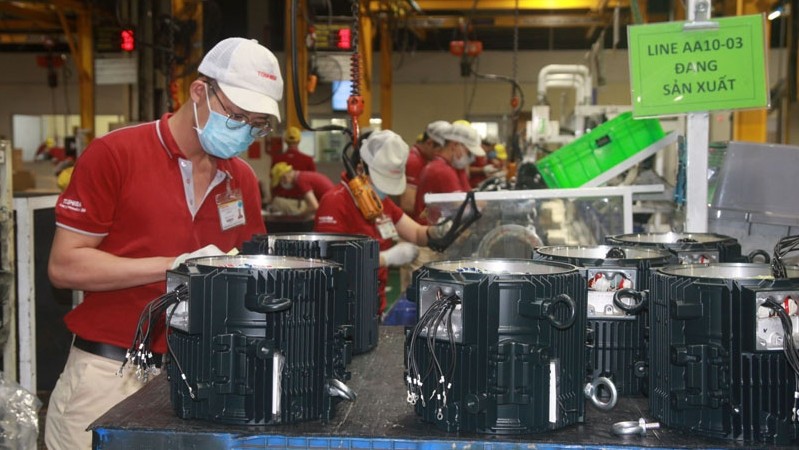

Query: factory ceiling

[0,1,784,54]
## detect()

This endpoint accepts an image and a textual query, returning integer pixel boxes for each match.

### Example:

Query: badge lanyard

[216,172,246,231]
[375,214,398,240]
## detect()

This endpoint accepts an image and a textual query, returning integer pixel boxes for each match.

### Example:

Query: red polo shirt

[469,156,489,188]
[272,146,316,172]
[55,114,266,352]
[405,145,426,187]
[413,157,469,224]
[272,171,335,200]
[314,181,405,314]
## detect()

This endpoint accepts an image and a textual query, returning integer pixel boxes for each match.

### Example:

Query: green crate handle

[595,135,612,148]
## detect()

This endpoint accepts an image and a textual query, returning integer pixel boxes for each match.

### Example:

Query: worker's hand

[171,244,225,269]
[426,219,453,241]
[380,242,419,267]
[482,164,499,175]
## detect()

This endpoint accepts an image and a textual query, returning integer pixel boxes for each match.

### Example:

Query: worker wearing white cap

[45,37,281,450]
[413,122,484,224]
[315,130,454,315]
[399,120,451,214]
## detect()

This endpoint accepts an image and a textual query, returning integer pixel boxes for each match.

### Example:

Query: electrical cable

[165,293,195,399]
[771,235,799,279]
[120,284,188,384]
[760,295,799,420]
[405,289,461,419]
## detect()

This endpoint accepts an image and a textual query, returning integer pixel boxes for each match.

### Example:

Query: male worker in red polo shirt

[269,161,334,218]
[398,120,450,215]
[45,38,275,450]
[272,126,316,172]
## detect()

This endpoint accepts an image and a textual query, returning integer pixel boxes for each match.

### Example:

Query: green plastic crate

[536,112,665,188]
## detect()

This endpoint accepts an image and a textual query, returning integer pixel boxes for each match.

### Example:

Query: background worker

[314,130,454,315]
[468,136,501,188]
[399,120,450,215]
[272,125,316,172]
[269,161,334,218]
[413,122,485,224]
[45,37,278,450]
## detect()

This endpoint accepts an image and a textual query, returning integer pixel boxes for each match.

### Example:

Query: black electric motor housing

[649,263,799,444]
[243,233,380,356]
[165,255,354,425]
[606,232,743,264]
[534,245,674,398]
[405,258,586,434]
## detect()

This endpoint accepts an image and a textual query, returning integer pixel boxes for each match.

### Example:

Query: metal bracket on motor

[584,376,618,411]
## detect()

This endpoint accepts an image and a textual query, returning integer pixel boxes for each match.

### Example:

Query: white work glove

[482,164,499,175]
[427,220,453,241]
[171,244,225,269]
[381,242,419,267]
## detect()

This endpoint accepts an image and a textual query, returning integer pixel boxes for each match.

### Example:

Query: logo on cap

[258,71,277,81]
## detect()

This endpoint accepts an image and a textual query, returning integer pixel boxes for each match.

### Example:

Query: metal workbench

[91,326,790,450]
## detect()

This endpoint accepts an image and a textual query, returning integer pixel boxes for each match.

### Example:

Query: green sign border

[628,14,769,118]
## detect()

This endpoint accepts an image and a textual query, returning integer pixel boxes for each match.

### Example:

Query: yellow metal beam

[53,4,94,139]
[399,0,628,10]
[406,13,609,28]
[0,2,59,23]
[171,0,203,110]
[284,0,308,130]
[379,17,392,130]
[76,10,94,140]
[0,19,62,31]
[47,0,91,13]
[732,0,769,142]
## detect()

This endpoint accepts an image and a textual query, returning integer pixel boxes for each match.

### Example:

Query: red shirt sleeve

[383,198,405,223]
[56,138,121,235]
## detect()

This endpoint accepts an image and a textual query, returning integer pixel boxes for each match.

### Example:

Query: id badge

[216,188,246,231]
[375,214,398,240]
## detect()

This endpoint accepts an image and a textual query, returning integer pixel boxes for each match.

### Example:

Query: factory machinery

[122,232,799,445]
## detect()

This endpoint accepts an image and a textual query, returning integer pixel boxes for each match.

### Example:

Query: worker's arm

[48,227,174,291]
[398,185,417,215]
[303,191,319,212]
[302,191,320,219]
[395,214,429,247]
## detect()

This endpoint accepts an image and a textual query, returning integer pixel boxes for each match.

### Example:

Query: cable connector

[181,373,195,399]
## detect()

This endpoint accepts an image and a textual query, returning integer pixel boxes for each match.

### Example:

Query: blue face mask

[373,185,388,200]
[193,86,254,159]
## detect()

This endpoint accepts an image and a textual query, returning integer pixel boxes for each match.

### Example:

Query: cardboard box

[12,169,36,191]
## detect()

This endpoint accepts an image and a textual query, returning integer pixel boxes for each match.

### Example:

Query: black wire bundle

[760,295,799,421]
[405,290,461,419]
[771,235,799,279]
[119,284,188,384]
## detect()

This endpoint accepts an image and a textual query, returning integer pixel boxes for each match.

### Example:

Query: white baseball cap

[425,120,451,146]
[198,38,284,121]
[360,130,409,196]
[442,123,486,157]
